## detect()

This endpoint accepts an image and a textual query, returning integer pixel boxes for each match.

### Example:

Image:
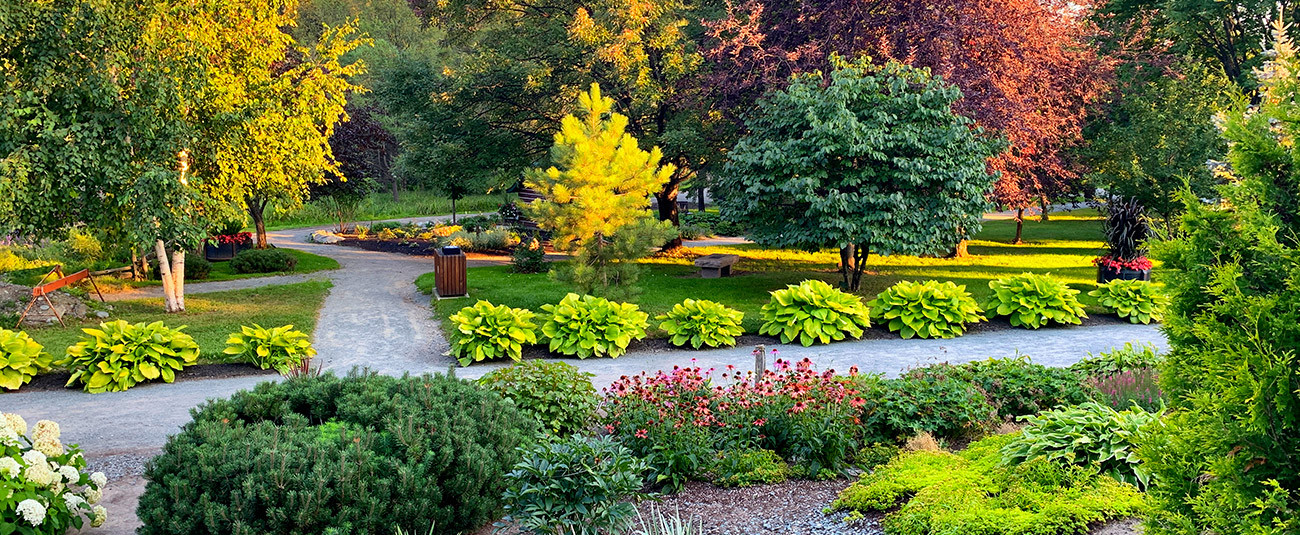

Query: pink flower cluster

[210,232,252,246]
[1093,255,1153,272]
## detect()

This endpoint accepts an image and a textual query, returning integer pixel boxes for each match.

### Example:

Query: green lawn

[116,249,339,289]
[265,190,513,230]
[422,211,1113,336]
[26,281,332,365]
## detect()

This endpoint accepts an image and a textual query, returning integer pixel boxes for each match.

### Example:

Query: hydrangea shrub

[759,279,871,346]
[0,329,53,391]
[1,413,108,533]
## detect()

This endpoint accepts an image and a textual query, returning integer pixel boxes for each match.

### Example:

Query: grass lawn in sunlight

[265,190,513,230]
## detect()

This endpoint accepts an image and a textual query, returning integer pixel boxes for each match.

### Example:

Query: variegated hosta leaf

[55,320,199,393]
[449,300,539,366]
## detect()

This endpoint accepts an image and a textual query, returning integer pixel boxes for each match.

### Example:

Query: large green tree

[716,57,1003,291]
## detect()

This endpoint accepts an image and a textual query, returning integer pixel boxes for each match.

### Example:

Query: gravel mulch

[638,479,883,535]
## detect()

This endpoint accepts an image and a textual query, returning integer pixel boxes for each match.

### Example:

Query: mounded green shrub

[222,324,316,374]
[0,328,52,391]
[759,279,871,346]
[984,273,1087,328]
[229,248,297,274]
[1088,279,1169,324]
[656,298,745,349]
[477,360,598,436]
[151,251,211,280]
[923,357,1093,420]
[540,293,648,358]
[868,280,984,339]
[502,435,647,535]
[448,300,538,365]
[712,449,790,488]
[56,320,199,393]
[137,372,535,535]
[858,372,995,442]
[1002,401,1160,489]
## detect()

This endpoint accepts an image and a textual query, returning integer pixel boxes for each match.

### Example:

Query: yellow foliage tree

[525,83,676,298]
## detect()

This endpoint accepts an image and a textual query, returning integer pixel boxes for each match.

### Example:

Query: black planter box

[204,241,253,262]
[1097,266,1151,284]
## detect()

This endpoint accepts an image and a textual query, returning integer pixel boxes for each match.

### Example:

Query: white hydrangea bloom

[22,449,46,467]
[90,471,107,487]
[64,493,86,511]
[0,426,19,447]
[91,505,107,527]
[3,413,28,437]
[70,452,83,465]
[16,498,45,526]
[0,457,19,478]
[33,436,64,458]
[23,463,56,487]
[83,487,102,504]
[59,465,80,483]
[31,420,59,441]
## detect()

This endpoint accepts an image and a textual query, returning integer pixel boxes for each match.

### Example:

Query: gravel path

[0,213,1166,534]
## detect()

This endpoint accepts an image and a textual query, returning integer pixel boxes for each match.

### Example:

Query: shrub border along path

[0,213,1166,535]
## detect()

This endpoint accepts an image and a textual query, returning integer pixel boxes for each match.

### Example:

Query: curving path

[0,215,1168,534]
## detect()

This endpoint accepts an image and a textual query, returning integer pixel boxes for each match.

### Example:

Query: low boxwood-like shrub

[759,279,871,346]
[222,324,316,374]
[501,435,647,535]
[477,360,598,436]
[831,434,1148,534]
[984,273,1087,328]
[229,248,297,274]
[1,413,109,533]
[0,329,52,391]
[540,293,648,358]
[137,372,535,535]
[1088,279,1169,324]
[56,320,199,393]
[868,280,984,339]
[1001,401,1160,488]
[712,449,790,488]
[448,300,538,365]
[656,298,745,349]
[920,357,1092,420]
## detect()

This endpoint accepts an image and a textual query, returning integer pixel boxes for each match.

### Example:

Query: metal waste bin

[433,246,467,298]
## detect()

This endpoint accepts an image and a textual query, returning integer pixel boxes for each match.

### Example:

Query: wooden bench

[694,254,739,278]
[16,267,105,327]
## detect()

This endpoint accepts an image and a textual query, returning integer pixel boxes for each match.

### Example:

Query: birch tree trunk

[155,240,180,312]
[172,249,186,310]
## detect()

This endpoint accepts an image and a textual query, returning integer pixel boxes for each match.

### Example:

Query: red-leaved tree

[706,0,1112,245]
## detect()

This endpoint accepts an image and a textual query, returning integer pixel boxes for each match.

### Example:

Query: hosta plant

[656,299,745,349]
[57,320,199,393]
[1001,401,1160,489]
[0,329,53,391]
[1,413,108,533]
[984,273,1087,328]
[868,280,984,339]
[759,279,871,346]
[540,293,648,358]
[449,300,538,365]
[223,324,317,374]
[1088,279,1169,324]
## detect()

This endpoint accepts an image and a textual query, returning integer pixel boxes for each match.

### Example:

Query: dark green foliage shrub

[1101,197,1150,261]
[371,221,404,231]
[476,360,598,436]
[511,237,548,274]
[711,449,789,488]
[859,371,994,442]
[458,214,499,234]
[1002,401,1160,489]
[501,435,647,535]
[926,357,1092,420]
[136,372,535,535]
[681,211,745,237]
[152,251,210,280]
[677,223,708,240]
[230,248,297,273]
[831,434,1149,534]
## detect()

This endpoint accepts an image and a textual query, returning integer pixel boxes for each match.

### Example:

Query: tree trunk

[849,243,869,292]
[154,240,182,312]
[1039,197,1050,222]
[839,244,856,289]
[172,249,185,311]
[697,186,705,211]
[655,185,682,249]
[451,197,457,224]
[248,198,268,249]
[391,179,400,203]
[947,240,969,258]
[1013,208,1025,245]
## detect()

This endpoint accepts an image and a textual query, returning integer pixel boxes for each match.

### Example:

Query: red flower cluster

[210,232,253,245]
[1093,255,1152,272]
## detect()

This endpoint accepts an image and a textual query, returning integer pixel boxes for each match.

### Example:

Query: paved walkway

[0,213,1166,534]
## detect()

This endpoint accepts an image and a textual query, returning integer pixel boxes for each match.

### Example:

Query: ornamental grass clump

[1,413,108,533]
[540,293,648,358]
[656,298,745,349]
[223,324,316,374]
[1088,279,1169,324]
[984,273,1087,328]
[759,279,871,346]
[868,280,984,339]
[449,300,538,365]
[0,329,52,391]
[136,371,535,535]
[57,320,199,393]
[603,358,867,489]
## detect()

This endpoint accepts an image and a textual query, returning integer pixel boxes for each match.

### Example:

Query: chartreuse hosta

[541,293,648,358]
[868,280,985,339]
[984,273,1087,329]
[448,300,538,366]
[759,279,871,346]
[656,298,745,349]
[1088,279,1169,324]
[0,328,53,391]
[57,320,199,393]
[224,324,317,374]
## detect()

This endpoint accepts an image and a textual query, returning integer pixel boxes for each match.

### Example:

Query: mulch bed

[9,363,275,394]
[640,479,884,535]
[337,238,513,257]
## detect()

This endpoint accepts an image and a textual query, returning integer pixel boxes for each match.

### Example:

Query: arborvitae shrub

[137,371,536,535]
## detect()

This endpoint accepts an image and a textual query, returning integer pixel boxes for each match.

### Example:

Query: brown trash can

[433,246,467,298]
